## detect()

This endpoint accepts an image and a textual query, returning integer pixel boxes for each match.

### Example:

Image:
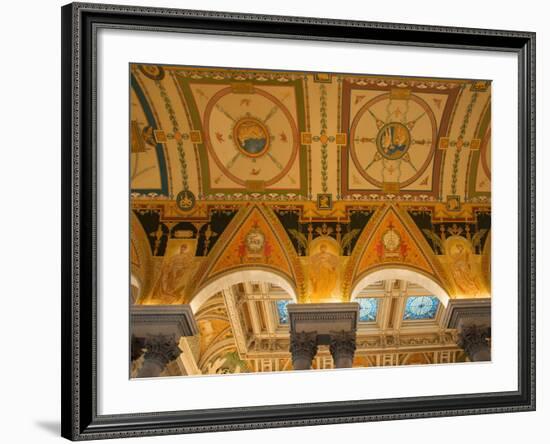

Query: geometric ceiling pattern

[129,65,492,376]
[131,65,491,203]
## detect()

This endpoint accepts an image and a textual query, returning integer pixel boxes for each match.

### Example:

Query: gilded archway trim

[190,267,299,314]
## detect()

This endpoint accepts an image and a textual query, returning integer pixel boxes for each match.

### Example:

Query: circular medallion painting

[349,93,437,188]
[382,227,401,252]
[203,87,299,188]
[233,117,270,157]
[175,190,196,212]
[376,122,411,160]
[245,227,265,253]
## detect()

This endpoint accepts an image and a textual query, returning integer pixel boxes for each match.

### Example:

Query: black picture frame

[61,2,536,440]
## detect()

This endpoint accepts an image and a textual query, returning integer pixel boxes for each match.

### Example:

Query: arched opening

[187,268,298,376]
[350,266,450,307]
[190,268,298,313]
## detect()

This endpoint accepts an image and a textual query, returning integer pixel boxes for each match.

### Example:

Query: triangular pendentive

[196,205,300,290]
[349,205,442,286]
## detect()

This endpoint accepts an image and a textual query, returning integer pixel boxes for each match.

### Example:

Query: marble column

[136,334,183,378]
[329,330,357,368]
[290,331,318,370]
[458,324,491,362]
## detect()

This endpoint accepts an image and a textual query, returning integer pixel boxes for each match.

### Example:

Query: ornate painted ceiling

[129,64,491,310]
[131,65,491,201]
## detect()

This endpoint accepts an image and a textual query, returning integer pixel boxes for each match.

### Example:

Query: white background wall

[0,0,546,442]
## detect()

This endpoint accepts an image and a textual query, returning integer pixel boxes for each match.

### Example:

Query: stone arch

[343,204,452,300]
[190,267,298,313]
[350,265,450,306]
[187,204,304,303]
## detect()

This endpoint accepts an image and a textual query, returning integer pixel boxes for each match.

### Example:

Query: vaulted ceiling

[131,65,491,203]
[130,64,491,308]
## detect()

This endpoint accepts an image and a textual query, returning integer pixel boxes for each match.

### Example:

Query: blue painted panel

[276,300,290,324]
[403,296,440,320]
[358,298,379,322]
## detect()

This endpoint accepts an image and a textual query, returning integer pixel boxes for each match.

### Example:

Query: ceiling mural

[341,77,458,197]
[180,73,307,196]
[129,64,491,377]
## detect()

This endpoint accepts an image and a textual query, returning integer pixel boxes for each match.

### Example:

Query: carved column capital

[137,334,183,378]
[458,324,491,362]
[131,335,145,362]
[144,333,183,366]
[290,331,318,370]
[329,330,357,368]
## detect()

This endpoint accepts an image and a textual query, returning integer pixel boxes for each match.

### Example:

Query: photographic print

[129,64,492,378]
[62,5,535,438]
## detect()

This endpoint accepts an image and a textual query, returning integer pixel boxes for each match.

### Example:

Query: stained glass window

[276,300,290,324]
[358,297,379,322]
[403,296,440,320]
